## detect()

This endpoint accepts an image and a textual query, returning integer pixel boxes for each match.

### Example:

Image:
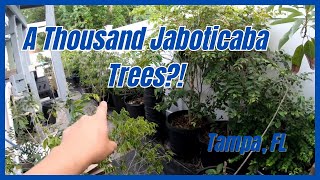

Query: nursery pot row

[109,92,145,118]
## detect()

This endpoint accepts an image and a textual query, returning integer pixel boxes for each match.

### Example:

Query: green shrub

[98,109,173,174]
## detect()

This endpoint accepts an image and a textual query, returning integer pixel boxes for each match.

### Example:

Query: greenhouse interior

[5,5,315,175]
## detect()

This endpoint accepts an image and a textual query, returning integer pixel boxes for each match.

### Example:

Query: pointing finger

[95,101,108,120]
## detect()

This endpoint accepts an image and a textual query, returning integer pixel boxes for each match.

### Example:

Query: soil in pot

[144,87,166,140]
[125,95,145,118]
[166,110,203,159]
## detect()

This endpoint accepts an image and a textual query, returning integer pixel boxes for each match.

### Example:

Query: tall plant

[77,51,128,99]
[153,6,271,127]
[207,51,314,174]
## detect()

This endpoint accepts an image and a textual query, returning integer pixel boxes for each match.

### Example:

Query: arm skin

[25,101,117,175]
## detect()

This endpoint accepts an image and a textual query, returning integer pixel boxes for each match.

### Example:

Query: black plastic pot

[111,93,127,113]
[199,137,230,167]
[144,87,165,139]
[199,120,230,167]
[166,110,202,159]
[42,100,56,125]
[124,96,145,118]
[71,75,80,87]
[197,166,235,175]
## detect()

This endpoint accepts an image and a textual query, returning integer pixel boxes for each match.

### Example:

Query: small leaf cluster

[269,5,315,73]
[98,109,173,174]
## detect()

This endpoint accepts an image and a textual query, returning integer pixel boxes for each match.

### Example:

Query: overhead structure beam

[6,5,28,28]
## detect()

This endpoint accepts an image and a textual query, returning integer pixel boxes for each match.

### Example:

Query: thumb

[95,101,108,120]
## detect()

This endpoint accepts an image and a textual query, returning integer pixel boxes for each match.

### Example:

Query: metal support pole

[45,5,68,101]
[17,23,41,103]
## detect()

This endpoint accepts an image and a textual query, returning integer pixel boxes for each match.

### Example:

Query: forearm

[25,145,90,175]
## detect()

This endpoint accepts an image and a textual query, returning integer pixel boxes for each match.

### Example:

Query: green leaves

[270,6,315,72]
[291,40,315,73]
[280,7,303,17]
[278,31,290,50]
[291,45,304,73]
[205,163,224,175]
[289,19,304,37]
[266,5,275,12]
[106,109,172,174]
[274,121,281,128]
[304,40,315,70]
[271,7,303,26]
[43,135,61,150]
[311,38,315,45]
[304,40,315,59]
[271,17,296,25]
[278,19,303,49]
[305,5,315,13]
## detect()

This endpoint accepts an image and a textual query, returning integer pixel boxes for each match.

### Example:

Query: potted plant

[98,109,173,174]
[129,49,167,138]
[148,5,271,159]
[150,7,222,159]
[41,100,57,125]
[78,51,109,96]
[111,87,133,113]
[155,51,211,159]
[124,88,145,118]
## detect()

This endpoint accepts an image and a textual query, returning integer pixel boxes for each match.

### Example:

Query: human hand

[57,101,117,166]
